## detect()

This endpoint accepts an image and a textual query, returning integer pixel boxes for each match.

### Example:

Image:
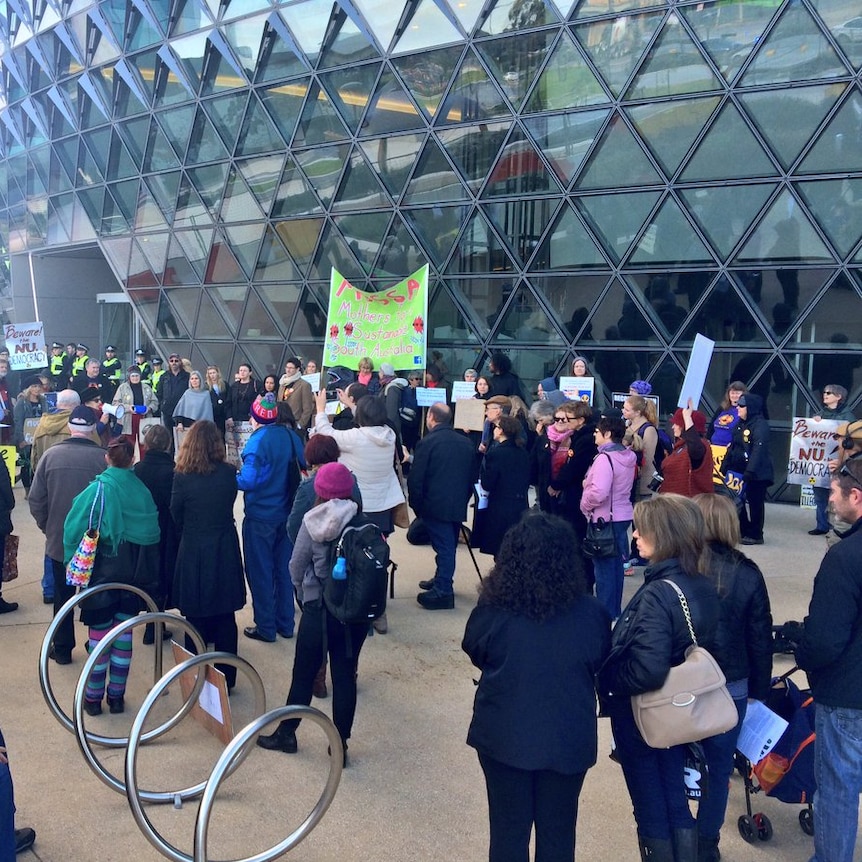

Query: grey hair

[56,389,81,409]
[529,400,555,423]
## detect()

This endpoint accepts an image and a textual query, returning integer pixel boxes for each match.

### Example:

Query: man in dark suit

[408,403,475,610]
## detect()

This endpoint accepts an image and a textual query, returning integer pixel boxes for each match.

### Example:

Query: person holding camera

[658,400,713,498]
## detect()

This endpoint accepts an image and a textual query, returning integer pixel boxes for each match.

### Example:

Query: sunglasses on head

[839,462,862,491]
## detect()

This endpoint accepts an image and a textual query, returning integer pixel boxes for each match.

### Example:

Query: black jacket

[0,460,13,535]
[134,450,179,601]
[463,596,611,773]
[734,393,774,484]
[474,439,530,557]
[599,558,720,705]
[228,379,260,422]
[703,542,773,700]
[796,518,862,708]
[156,370,190,421]
[408,423,475,523]
[489,370,525,401]
[548,420,597,518]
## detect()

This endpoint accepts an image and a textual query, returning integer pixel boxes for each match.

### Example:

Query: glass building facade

[0,0,861,497]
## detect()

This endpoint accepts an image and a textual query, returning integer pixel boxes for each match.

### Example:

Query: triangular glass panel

[475,31,555,112]
[445,275,517,339]
[163,287,199,335]
[677,276,767,346]
[331,147,389,211]
[330,212,388,273]
[680,103,777,182]
[127,242,158,288]
[575,190,661,262]
[294,82,351,147]
[363,67,426,135]
[811,0,862,70]
[101,186,132,235]
[175,230,215,280]
[626,273,693,343]
[275,217,325,272]
[445,208,516,275]
[278,0,331,66]
[170,0,213,38]
[680,0,774,84]
[318,7,381,69]
[287,286,327,339]
[107,130,137,180]
[271,156,322,217]
[116,116,150,167]
[237,92,286,157]
[796,272,862,348]
[481,126,563,197]
[373,213,422,278]
[739,84,842,170]
[426,281,476,343]
[351,0,401,51]
[174,177,214,229]
[206,286,248,332]
[158,290,191,339]
[126,1,164,52]
[319,63,382,135]
[572,0,665,19]
[523,31,608,113]
[76,187,104,228]
[391,0,464,55]
[202,92,249,154]
[255,226,302,282]
[76,141,104,186]
[574,112,663,190]
[82,127,110,177]
[188,163,230,220]
[200,30,250,96]
[627,96,720,176]
[308,224,361,281]
[496,281,564,345]
[194,342,237,376]
[101,236,132,278]
[239,341,285,378]
[255,14,308,84]
[220,167,264,223]
[531,202,607,270]
[205,234,245,284]
[143,121,181,172]
[680,183,776,261]
[127,48,159,104]
[439,120,510,191]
[296,145,349,209]
[134,186,169,231]
[446,0,484,36]
[186,106,230,163]
[164,235,200,285]
[240,286,283,339]
[260,78,309,145]
[626,17,722,100]
[735,191,832,265]
[127,288,161,333]
[574,10,664,96]
[237,154,284,218]
[523,108,608,186]
[741,4,849,86]
[436,47,510,125]
[155,103,195,162]
[195,290,233,338]
[144,172,181,225]
[107,178,139,224]
[402,205,469,267]
[256,283,301,339]
[53,137,79,183]
[477,0,558,37]
[628,195,715,266]
[798,91,862,175]
[224,222,265,278]
[392,47,463,122]
[796,178,862,258]
[403,138,467,203]
[355,133,421,200]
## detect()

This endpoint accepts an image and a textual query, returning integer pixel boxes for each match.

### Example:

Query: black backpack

[323,515,390,625]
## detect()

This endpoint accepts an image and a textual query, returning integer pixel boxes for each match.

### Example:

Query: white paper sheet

[736,699,788,764]
[198,680,224,724]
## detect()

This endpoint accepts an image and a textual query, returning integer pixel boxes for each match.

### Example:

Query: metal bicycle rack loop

[73,612,212,799]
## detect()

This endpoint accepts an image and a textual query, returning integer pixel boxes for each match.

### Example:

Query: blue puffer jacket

[237,424,301,522]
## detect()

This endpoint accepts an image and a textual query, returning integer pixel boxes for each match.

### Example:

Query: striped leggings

[85,613,134,703]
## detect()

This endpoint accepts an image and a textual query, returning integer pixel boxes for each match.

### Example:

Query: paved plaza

[0,487,857,861]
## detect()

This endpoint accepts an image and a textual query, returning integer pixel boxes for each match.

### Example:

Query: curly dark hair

[478,511,586,621]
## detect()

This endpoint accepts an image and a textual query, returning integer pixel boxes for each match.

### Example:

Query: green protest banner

[324,265,428,371]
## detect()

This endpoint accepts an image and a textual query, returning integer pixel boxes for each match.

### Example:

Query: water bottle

[332,555,347,580]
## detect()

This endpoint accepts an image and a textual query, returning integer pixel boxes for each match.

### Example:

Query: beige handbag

[631,580,738,749]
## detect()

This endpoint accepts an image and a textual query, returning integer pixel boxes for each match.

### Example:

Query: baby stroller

[735,667,816,843]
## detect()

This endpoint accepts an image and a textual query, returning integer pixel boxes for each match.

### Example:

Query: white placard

[450,381,476,401]
[5,321,47,370]
[416,387,447,407]
[198,679,224,723]
[787,417,841,488]
[474,481,489,510]
[678,333,714,409]
[737,699,789,765]
[302,372,321,392]
[559,376,594,405]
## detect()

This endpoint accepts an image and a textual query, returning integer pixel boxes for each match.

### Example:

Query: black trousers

[283,601,368,743]
[740,479,769,541]
[184,612,239,689]
[51,557,77,655]
[478,752,586,862]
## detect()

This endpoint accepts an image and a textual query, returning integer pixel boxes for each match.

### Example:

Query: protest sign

[455,398,486,432]
[560,376,594,405]
[0,445,14,486]
[225,421,253,469]
[450,381,476,401]
[416,387,447,407]
[5,321,47,370]
[678,333,714,409]
[324,266,428,371]
[786,417,841,488]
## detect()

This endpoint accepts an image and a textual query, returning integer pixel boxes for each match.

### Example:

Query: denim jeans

[0,727,15,862]
[812,486,831,532]
[423,517,460,595]
[242,518,294,640]
[41,554,53,599]
[809,703,862,862]
[697,694,747,839]
[592,519,630,620]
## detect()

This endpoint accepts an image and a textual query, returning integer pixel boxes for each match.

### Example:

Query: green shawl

[63,466,160,563]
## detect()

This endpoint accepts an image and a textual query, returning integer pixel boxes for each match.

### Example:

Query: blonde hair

[633,494,705,575]
[509,395,529,420]
[206,365,226,391]
[694,493,741,548]
[626,394,658,426]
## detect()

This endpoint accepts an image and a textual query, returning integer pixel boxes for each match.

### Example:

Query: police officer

[135,348,153,386]
[101,345,123,398]
[150,357,165,398]
[62,343,76,384]
[71,343,89,380]
[49,342,66,389]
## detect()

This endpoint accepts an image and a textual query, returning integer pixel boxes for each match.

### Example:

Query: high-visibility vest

[102,357,123,383]
[151,368,166,391]
[49,354,65,380]
[71,355,88,377]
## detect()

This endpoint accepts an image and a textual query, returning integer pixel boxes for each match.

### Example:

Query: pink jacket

[580,444,637,522]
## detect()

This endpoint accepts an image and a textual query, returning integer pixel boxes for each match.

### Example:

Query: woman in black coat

[0,461,15,613]
[134,424,178,643]
[170,421,245,690]
[463,512,610,862]
[474,416,530,558]
[598,494,720,862]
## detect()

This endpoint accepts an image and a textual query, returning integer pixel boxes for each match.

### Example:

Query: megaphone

[102,403,125,421]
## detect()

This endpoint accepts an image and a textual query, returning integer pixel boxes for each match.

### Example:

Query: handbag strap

[88,481,105,532]
[662,579,697,647]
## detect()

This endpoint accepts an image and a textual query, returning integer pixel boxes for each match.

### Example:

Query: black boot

[697,835,720,862]
[256,721,298,753]
[672,828,697,862]
[638,836,674,862]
